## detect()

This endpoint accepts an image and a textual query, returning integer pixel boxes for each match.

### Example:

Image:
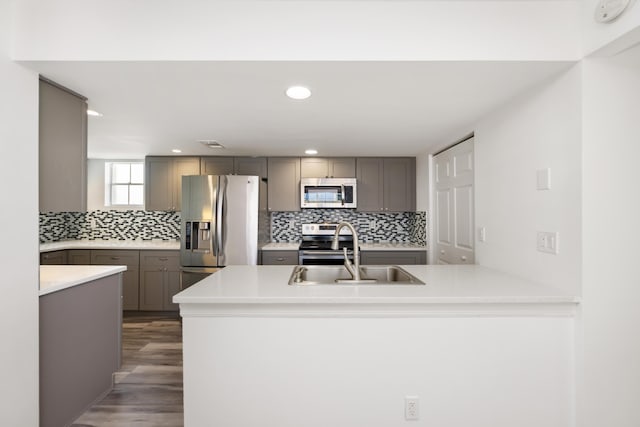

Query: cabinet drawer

[261,250,299,265]
[361,250,426,265]
[91,250,140,269]
[139,250,180,269]
[40,250,68,265]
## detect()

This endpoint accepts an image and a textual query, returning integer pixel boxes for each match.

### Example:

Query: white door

[434,138,474,264]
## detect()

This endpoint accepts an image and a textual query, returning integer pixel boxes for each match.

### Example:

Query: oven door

[298,250,359,266]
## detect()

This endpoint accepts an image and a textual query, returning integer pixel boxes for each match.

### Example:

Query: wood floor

[71,313,184,427]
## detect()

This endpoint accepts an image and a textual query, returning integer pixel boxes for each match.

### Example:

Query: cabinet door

[172,157,200,211]
[356,158,384,212]
[235,157,268,212]
[261,251,299,265]
[383,158,416,212]
[200,157,234,176]
[40,250,68,265]
[300,158,329,178]
[267,158,300,212]
[145,157,173,211]
[91,250,140,310]
[139,269,165,310]
[165,270,181,311]
[361,251,426,265]
[39,79,87,213]
[329,158,356,178]
[67,249,91,265]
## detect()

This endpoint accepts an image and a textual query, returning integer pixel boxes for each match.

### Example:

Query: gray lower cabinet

[39,78,87,213]
[40,250,68,265]
[139,250,181,311]
[91,250,140,310]
[356,157,416,212]
[67,249,91,265]
[267,157,301,211]
[361,250,426,265]
[261,250,299,265]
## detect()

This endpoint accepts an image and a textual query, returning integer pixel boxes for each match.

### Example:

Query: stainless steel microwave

[300,178,357,209]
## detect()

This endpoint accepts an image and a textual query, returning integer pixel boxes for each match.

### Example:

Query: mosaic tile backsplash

[271,210,426,245]
[40,211,181,243]
[40,209,426,245]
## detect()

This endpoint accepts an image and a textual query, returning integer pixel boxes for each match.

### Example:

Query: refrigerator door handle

[211,179,219,256]
[216,176,225,257]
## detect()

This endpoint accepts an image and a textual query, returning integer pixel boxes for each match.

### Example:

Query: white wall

[12,0,580,61]
[184,315,574,427]
[474,66,582,294]
[0,0,40,425]
[579,48,640,427]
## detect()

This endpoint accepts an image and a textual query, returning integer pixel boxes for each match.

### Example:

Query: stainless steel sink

[288,265,425,285]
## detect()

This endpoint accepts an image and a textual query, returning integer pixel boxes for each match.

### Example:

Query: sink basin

[288,265,425,285]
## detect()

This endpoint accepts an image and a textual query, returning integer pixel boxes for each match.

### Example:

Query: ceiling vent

[199,140,225,149]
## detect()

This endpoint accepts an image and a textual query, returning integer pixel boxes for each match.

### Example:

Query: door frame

[428,133,475,265]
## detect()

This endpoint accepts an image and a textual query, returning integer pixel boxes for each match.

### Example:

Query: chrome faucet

[331,222,361,281]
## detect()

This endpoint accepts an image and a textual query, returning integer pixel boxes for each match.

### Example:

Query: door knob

[461,256,467,261]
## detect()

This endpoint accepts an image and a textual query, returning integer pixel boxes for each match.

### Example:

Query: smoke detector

[595,0,631,23]
[199,140,225,149]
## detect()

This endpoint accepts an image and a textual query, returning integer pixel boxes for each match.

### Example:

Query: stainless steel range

[298,223,359,265]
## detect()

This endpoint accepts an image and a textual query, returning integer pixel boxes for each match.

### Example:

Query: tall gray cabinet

[39,78,87,213]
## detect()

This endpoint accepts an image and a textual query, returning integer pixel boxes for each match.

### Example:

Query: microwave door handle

[341,185,345,206]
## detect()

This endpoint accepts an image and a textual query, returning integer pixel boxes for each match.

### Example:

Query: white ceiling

[30,60,574,159]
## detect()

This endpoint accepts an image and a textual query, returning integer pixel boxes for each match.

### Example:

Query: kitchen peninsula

[174,264,578,427]
[39,265,125,427]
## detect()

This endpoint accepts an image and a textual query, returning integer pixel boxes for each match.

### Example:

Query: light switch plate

[537,168,551,190]
[537,231,559,254]
[478,227,486,242]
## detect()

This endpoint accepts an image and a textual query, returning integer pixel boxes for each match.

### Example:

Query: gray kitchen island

[39,265,125,427]
[174,264,579,427]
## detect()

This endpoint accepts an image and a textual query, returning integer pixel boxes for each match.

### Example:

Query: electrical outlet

[405,396,419,421]
[478,227,486,242]
[537,231,559,254]
[369,220,376,229]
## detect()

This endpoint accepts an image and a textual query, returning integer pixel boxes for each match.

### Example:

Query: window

[105,162,144,207]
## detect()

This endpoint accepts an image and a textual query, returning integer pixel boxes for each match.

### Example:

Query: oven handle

[299,250,352,258]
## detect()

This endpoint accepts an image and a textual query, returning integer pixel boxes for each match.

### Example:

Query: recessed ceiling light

[286,86,312,100]
[87,109,103,117]
[172,149,182,153]
[305,149,318,155]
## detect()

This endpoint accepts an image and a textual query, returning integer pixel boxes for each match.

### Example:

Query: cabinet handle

[461,256,467,261]
[440,250,445,255]
[159,257,168,261]
[276,257,285,261]
[111,257,120,260]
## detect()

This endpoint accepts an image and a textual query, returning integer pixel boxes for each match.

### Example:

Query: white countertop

[40,265,127,296]
[261,242,426,251]
[41,239,180,252]
[174,265,578,315]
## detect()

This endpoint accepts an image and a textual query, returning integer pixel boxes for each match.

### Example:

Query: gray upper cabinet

[267,157,300,211]
[356,158,384,211]
[200,157,234,175]
[356,157,416,212]
[300,157,356,178]
[39,79,87,213]
[145,156,200,211]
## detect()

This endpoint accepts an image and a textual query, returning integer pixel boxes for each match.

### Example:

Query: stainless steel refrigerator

[180,175,259,287]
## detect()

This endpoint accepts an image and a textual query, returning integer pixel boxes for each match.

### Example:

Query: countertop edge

[40,240,180,252]
[39,265,127,296]
[176,300,579,318]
